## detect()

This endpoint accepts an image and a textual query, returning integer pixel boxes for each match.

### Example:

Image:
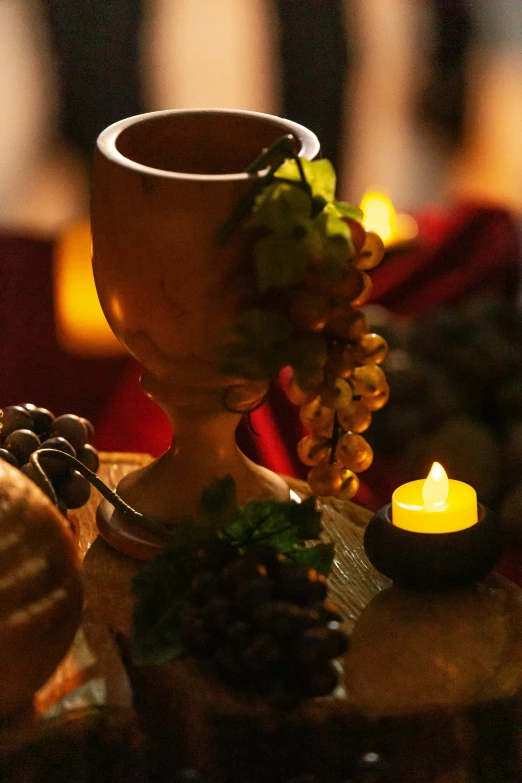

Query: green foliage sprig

[217,139,364,391]
[131,475,332,666]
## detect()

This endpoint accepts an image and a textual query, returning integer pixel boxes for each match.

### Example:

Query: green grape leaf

[275,158,337,203]
[222,500,303,552]
[131,545,194,665]
[219,309,294,379]
[248,180,311,233]
[297,207,353,281]
[289,542,335,577]
[200,475,238,528]
[254,233,309,293]
[284,495,322,539]
[333,200,364,222]
[221,495,322,555]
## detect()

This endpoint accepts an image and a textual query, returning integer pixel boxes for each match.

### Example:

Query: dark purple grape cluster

[178,541,348,707]
[0,404,99,513]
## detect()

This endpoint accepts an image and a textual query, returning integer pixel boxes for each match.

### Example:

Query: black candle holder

[363,503,501,590]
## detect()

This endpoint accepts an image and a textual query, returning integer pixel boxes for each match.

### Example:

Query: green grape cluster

[220,154,389,499]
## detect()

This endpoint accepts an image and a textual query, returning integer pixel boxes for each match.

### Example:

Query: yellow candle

[392,462,478,533]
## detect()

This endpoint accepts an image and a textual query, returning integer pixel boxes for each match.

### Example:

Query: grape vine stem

[30,449,172,538]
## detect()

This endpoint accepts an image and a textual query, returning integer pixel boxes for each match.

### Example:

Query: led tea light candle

[392,462,477,534]
[364,463,501,590]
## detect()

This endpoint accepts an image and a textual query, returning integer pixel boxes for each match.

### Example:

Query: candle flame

[422,462,449,511]
[360,192,395,243]
[360,191,418,247]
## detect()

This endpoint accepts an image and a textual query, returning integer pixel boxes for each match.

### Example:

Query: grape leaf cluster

[131,476,347,706]
[0,404,98,514]
[219,153,389,499]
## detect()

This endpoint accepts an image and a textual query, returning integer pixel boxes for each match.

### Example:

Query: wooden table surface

[5,452,522,782]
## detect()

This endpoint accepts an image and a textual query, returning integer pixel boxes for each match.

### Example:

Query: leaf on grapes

[288,333,328,392]
[219,309,294,379]
[131,545,194,665]
[254,233,309,293]
[275,158,337,203]
[222,500,301,552]
[284,495,322,539]
[222,495,324,560]
[248,180,311,233]
[333,200,364,222]
[289,542,334,577]
[131,604,184,666]
[200,474,238,528]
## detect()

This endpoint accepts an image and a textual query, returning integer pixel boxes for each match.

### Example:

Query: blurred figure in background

[3,0,522,233]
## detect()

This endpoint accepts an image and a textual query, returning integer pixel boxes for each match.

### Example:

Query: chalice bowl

[91,109,319,558]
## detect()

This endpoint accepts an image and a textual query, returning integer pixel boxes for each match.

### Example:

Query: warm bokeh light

[54,219,124,356]
[360,191,418,247]
[422,462,449,511]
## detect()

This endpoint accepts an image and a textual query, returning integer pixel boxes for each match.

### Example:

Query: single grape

[56,470,91,509]
[20,462,55,502]
[289,289,330,331]
[22,404,55,437]
[324,628,349,658]
[51,414,89,453]
[277,566,327,605]
[353,230,385,271]
[303,663,338,697]
[297,434,332,466]
[241,544,282,576]
[350,272,373,308]
[236,575,274,608]
[253,602,310,640]
[335,433,373,472]
[0,448,18,467]
[318,377,353,411]
[240,633,282,676]
[351,364,387,397]
[324,343,357,379]
[326,306,368,341]
[327,267,365,301]
[283,375,318,406]
[362,382,390,411]
[312,600,342,625]
[202,597,234,635]
[296,627,331,668]
[0,406,34,439]
[307,460,344,497]
[180,617,216,656]
[80,417,95,442]
[76,443,100,473]
[226,620,253,650]
[337,469,360,500]
[4,429,40,465]
[194,539,238,570]
[299,398,335,436]
[337,399,372,433]
[342,217,366,251]
[189,571,223,605]
[353,332,389,365]
[38,437,77,477]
